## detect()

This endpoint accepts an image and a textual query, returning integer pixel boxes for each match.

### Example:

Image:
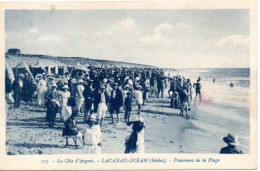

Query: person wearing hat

[12,74,25,108]
[57,84,72,121]
[124,91,133,123]
[45,84,60,127]
[110,83,124,125]
[220,133,243,154]
[62,115,83,149]
[125,117,145,153]
[83,80,94,123]
[82,114,102,154]
[95,85,109,128]
[134,85,143,115]
[75,79,85,116]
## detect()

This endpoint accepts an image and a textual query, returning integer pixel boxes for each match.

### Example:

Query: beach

[6,68,250,155]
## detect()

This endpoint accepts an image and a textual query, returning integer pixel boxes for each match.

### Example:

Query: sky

[5,10,249,68]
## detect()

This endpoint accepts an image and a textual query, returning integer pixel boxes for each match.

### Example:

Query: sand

[6,91,193,155]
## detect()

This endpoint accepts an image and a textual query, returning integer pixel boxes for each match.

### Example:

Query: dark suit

[110,89,124,114]
[12,79,23,108]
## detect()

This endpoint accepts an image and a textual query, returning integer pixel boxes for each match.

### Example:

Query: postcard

[0,1,257,170]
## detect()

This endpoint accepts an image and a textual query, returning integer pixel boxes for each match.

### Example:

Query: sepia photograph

[0,1,257,170]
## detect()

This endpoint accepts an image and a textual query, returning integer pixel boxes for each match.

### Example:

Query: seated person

[82,115,102,154]
[62,115,83,148]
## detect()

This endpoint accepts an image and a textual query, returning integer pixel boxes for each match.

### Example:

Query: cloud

[139,32,173,46]
[28,27,38,34]
[154,23,174,33]
[216,34,249,49]
[101,17,139,36]
[139,22,194,47]
[38,35,61,43]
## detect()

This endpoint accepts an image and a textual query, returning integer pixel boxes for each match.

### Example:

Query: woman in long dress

[75,79,85,116]
[37,76,47,106]
[57,85,72,122]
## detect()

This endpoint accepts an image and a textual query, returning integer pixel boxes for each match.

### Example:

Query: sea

[166,68,250,153]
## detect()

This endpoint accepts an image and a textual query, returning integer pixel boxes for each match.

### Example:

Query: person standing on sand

[75,79,85,116]
[157,76,165,98]
[220,133,243,154]
[110,83,124,125]
[57,85,72,122]
[96,85,109,128]
[125,118,145,153]
[37,75,47,106]
[12,74,24,108]
[213,78,216,83]
[179,84,190,118]
[83,80,93,123]
[124,91,133,123]
[193,80,202,102]
[134,85,143,116]
[45,84,60,127]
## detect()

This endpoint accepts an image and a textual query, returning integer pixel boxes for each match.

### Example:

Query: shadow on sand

[14,143,61,148]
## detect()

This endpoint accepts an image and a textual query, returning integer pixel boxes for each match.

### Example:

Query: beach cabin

[7,49,21,56]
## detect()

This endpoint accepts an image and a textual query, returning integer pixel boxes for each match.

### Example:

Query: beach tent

[5,61,15,83]
[30,60,46,77]
[14,60,34,80]
[71,63,89,77]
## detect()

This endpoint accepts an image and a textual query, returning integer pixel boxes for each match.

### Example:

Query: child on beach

[124,92,133,123]
[82,115,102,154]
[170,91,179,109]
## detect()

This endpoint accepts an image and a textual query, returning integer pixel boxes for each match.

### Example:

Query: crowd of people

[6,65,244,154]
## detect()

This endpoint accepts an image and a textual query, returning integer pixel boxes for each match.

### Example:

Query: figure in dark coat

[220,133,243,154]
[83,82,93,122]
[45,85,60,127]
[110,84,124,125]
[12,74,24,108]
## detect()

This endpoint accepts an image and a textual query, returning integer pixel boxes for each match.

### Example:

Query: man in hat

[12,74,24,108]
[83,80,93,123]
[95,85,109,128]
[45,84,60,127]
[220,133,243,154]
[82,115,102,154]
[110,83,124,125]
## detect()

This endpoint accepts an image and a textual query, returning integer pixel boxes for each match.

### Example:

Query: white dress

[134,90,143,105]
[136,129,145,153]
[83,125,102,154]
[75,84,85,113]
[37,79,47,105]
[58,91,72,121]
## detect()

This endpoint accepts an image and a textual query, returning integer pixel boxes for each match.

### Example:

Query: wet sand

[6,92,192,155]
